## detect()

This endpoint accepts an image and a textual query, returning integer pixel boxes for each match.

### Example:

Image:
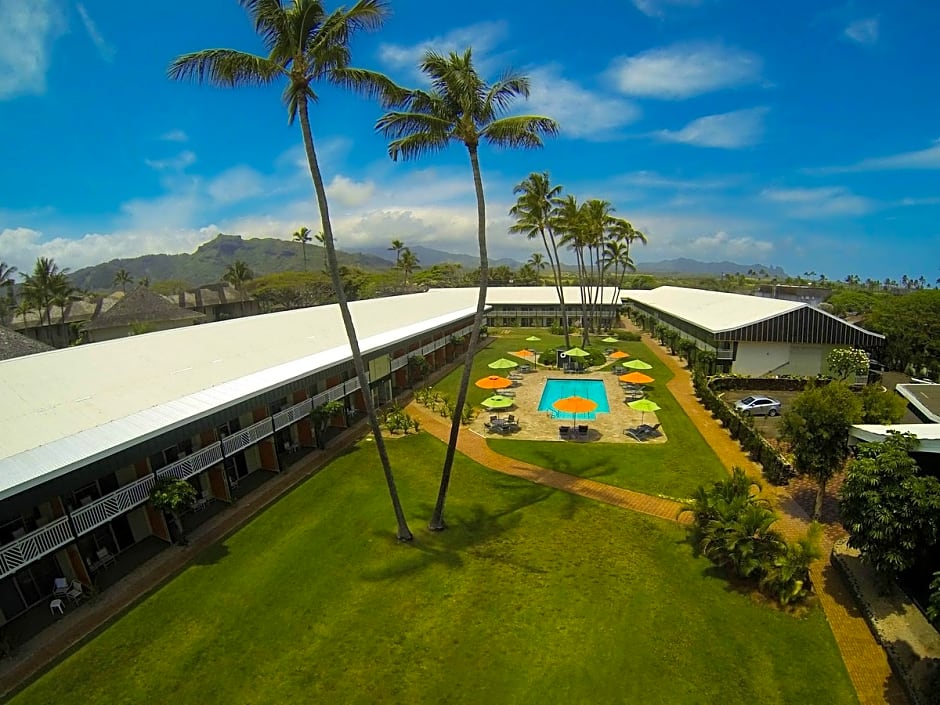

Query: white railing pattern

[273,398,312,431]
[159,442,224,481]
[71,474,156,536]
[221,419,273,456]
[391,354,408,371]
[0,518,74,580]
[343,378,361,394]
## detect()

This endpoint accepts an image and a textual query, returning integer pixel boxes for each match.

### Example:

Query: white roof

[0,289,480,499]
[623,286,803,332]
[850,424,940,453]
[479,286,622,306]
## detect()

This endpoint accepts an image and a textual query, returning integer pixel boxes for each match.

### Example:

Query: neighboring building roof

[623,286,884,345]
[0,326,54,361]
[895,383,940,423]
[850,424,940,454]
[0,289,482,500]
[84,286,205,330]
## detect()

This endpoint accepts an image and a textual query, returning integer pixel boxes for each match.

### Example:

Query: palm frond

[168,49,282,87]
[386,132,451,162]
[329,67,407,106]
[485,73,530,115]
[239,0,290,53]
[376,110,451,141]
[482,115,558,149]
[283,82,318,124]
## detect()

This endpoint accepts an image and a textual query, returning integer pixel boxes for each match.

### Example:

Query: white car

[734,395,782,417]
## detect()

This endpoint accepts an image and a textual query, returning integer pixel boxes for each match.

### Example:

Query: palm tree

[293,226,312,270]
[398,247,420,284]
[314,230,327,272]
[604,217,645,313]
[169,0,413,541]
[554,195,591,346]
[113,268,134,293]
[14,300,31,329]
[377,48,558,531]
[223,260,254,291]
[21,257,69,325]
[388,238,405,267]
[0,261,17,323]
[527,253,546,283]
[509,173,569,346]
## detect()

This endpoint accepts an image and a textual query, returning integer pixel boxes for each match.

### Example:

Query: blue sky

[1,0,939,282]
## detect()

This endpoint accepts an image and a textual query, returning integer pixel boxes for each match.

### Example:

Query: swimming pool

[537,378,610,420]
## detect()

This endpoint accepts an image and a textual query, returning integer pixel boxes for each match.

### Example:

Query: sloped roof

[624,286,803,332]
[85,286,205,330]
[463,286,622,306]
[0,326,54,360]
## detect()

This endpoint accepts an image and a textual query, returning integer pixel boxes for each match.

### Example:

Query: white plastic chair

[66,580,84,603]
[53,577,69,596]
[49,598,65,615]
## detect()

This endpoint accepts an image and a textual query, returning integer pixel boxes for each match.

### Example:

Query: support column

[293,390,315,447]
[253,406,279,472]
[65,545,92,585]
[207,465,231,502]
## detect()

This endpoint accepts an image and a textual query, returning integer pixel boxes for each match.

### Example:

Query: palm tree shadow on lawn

[359,479,577,582]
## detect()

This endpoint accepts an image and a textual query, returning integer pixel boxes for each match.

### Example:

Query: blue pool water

[537,378,610,420]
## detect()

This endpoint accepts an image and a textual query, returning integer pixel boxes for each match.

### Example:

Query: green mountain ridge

[69,234,395,291]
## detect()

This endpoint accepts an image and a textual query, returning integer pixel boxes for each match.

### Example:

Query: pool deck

[473,364,665,443]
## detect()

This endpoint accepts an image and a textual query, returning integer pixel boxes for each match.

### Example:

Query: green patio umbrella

[481,395,514,412]
[525,335,542,342]
[602,336,620,343]
[488,358,519,370]
[621,359,653,370]
[628,398,661,423]
[564,347,591,357]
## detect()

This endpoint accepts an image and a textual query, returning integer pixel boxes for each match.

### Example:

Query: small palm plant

[150,477,197,545]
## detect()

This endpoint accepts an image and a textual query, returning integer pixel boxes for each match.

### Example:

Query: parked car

[734,395,782,417]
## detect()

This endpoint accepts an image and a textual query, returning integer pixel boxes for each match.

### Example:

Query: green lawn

[11,435,857,705]
[436,330,727,499]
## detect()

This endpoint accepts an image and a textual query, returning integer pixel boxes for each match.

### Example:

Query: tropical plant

[377,47,557,531]
[113,268,134,294]
[397,247,420,284]
[0,261,17,321]
[309,399,345,449]
[779,381,862,519]
[509,172,569,346]
[858,384,907,425]
[223,260,254,290]
[759,522,822,606]
[825,347,869,381]
[928,570,940,625]
[168,0,414,541]
[292,226,312,271]
[839,432,940,580]
[554,194,590,345]
[21,257,70,325]
[150,477,197,545]
[388,238,405,267]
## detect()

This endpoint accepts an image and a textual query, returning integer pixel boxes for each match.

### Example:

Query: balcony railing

[158,442,224,481]
[716,350,734,360]
[222,419,273,456]
[71,474,156,536]
[273,398,312,431]
[0,517,74,580]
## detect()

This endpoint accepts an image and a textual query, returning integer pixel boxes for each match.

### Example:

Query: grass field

[10,434,857,705]
[435,329,727,499]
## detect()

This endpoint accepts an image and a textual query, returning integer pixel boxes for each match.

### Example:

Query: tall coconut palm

[388,238,405,267]
[223,260,254,291]
[21,257,69,325]
[509,172,568,345]
[113,268,134,294]
[398,247,420,284]
[0,262,17,323]
[377,48,558,531]
[603,217,645,314]
[554,195,591,346]
[293,226,312,270]
[168,0,413,540]
[580,198,615,332]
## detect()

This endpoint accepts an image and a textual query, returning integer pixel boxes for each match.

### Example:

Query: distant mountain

[356,244,523,270]
[70,234,396,291]
[635,258,787,278]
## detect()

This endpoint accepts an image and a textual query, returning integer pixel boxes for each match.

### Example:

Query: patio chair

[507,414,516,424]
[577,425,589,438]
[53,577,68,596]
[558,425,571,438]
[49,599,65,616]
[96,547,116,569]
[66,580,85,603]
[490,415,498,423]
[625,429,646,442]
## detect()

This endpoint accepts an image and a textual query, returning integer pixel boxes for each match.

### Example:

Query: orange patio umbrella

[610,351,630,360]
[552,395,598,424]
[619,372,655,385]
[475,375,512,390]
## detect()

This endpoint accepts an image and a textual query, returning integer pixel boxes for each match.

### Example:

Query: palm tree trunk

[538,227,568,346]
[546,229,570,347]
[302,243,307,271]
[430,145,488,532]
[577,248,590,347]
[813,478,826,520]
[298,100,412,542]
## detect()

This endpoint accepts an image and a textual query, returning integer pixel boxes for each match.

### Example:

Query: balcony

[70,474,156,536]
[0,518,74,580]
[158,442,224,481]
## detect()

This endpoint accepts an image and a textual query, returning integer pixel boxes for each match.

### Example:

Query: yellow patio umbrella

[475,375,512,390]
[621,359,652,370]
[488,358,519,370]
[619,372,655,385]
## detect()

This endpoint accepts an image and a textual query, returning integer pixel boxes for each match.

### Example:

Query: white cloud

[632,0,706,18]
[816,140,940,172]
[145,150,197,172]
[525,66,641,140]
[207,166,266,204]
[326,175,376,208]
[377,21,510,79]
[76,3,114,61]
[844,17,879,45]
[160,129,188,143]
[656,107,768,148]
[0,0,64,100]
[686,230,773,257]
[615,171,738,190]
[761,186,874,217]
[608,42,763,99]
